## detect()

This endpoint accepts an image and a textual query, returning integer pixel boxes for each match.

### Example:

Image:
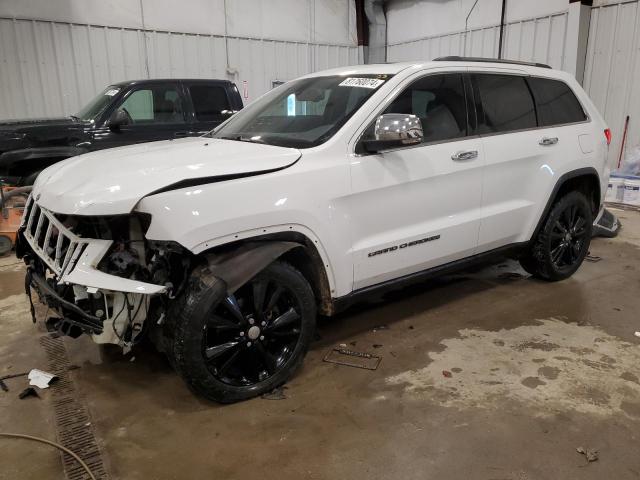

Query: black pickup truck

[0,79,243,185]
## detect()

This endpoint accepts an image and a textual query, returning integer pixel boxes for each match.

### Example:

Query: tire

[167,261,316,403]
[520,191,593,281]
[518,253,538,276]
[0,235,12,256]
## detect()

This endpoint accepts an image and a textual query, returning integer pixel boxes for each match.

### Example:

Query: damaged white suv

[18,57,609,402]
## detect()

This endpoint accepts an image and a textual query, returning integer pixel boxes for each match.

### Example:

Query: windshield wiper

[219,135,265,144]
[69,115,81,121]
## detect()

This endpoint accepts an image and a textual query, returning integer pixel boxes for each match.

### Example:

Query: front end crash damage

[18,197,302,351]
[204,241,302,293]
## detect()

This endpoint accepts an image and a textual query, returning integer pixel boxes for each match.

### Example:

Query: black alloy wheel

[168,261,316,403]
[520,191,593,281]
[203,277,304,386]
[547,202,589,269]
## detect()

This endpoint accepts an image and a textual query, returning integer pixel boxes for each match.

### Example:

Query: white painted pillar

[364,0,386,63]
[565,0,592,84]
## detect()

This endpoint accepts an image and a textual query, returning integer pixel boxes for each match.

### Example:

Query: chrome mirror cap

[374,113,423,145]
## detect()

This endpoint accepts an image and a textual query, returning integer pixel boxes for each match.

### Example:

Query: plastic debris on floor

[27,369,57,389]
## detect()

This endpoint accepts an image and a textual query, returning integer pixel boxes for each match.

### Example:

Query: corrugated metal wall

[385,0,640,170]
[584,0,640,169]
[0,17,361,120]
[387,11,569,70]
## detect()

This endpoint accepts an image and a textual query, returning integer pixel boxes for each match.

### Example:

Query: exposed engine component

[104,246,142,277]
[21,211,192,349]
[147,241,192,298]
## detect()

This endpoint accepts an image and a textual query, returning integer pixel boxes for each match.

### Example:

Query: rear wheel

[520,191,593,281]
[168,261,316,403]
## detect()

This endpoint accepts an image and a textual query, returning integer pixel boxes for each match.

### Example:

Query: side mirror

[362,113,423,153]
[108,109,129,130]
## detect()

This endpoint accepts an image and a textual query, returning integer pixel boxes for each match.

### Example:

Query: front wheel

[0,235,12,256]
[520,191,593,281]
[168,261,316,403]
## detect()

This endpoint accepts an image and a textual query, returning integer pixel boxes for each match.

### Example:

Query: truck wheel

[0,235,12,256]
[168,261,316,403]
[520,191,593,281]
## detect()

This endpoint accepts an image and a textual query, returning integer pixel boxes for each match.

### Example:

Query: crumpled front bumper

[26,268,104,335]
[21,196,166,294]
[19,197,167,343]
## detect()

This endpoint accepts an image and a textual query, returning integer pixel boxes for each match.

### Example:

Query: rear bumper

[593,206,621,238]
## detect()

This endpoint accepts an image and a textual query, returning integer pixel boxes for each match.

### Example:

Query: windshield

[76,86,121,121]
[212,74,391,148]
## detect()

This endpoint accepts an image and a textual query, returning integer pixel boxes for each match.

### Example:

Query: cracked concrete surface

[1,207,640,480]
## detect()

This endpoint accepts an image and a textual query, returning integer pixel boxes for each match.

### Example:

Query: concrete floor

[1,207,640,480]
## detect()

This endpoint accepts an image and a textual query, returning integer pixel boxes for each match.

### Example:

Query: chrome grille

[22,196,90,278]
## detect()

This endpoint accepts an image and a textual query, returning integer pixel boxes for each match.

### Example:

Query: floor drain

[323,347,381,370]
[39,335,109,480]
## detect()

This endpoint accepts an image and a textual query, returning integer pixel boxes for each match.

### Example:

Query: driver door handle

[539,136,558,146]
[451,150,478,161]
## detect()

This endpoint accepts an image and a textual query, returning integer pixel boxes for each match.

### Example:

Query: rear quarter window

[527,77,587,126]
[189,85,231,121]
[473,74,537,134]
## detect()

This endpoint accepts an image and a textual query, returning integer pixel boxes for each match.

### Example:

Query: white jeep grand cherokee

[18,57,610,402]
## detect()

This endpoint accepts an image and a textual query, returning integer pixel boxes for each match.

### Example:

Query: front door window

[360,73,468,149]
[117,86,185,124]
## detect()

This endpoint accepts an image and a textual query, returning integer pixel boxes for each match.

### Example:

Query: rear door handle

[451,150,478,161]
[539,136,558,146]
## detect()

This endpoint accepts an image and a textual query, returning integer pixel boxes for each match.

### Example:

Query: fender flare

[190,223,338,295]
[530,166,600,242]
[155,241,307,352]
[203,241,302,293]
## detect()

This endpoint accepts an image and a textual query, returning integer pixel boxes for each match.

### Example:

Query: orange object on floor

[0,186,30,255]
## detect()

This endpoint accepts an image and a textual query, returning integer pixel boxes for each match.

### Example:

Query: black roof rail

[433,56,552,69]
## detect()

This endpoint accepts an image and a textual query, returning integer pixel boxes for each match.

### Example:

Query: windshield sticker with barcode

[339,77,385,89]
[104,89,119,96]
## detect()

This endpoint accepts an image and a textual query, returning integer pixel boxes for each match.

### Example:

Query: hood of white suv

[32,137,301,215]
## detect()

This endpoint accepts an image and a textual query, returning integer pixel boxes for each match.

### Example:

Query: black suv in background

[0,79,243,185]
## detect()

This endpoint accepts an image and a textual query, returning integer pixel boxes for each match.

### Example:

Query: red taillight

[604,128,612,146]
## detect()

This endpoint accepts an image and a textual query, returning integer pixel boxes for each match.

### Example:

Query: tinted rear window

[189,85,231,121]
[473,74,537,134]
[527,77,587,126]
